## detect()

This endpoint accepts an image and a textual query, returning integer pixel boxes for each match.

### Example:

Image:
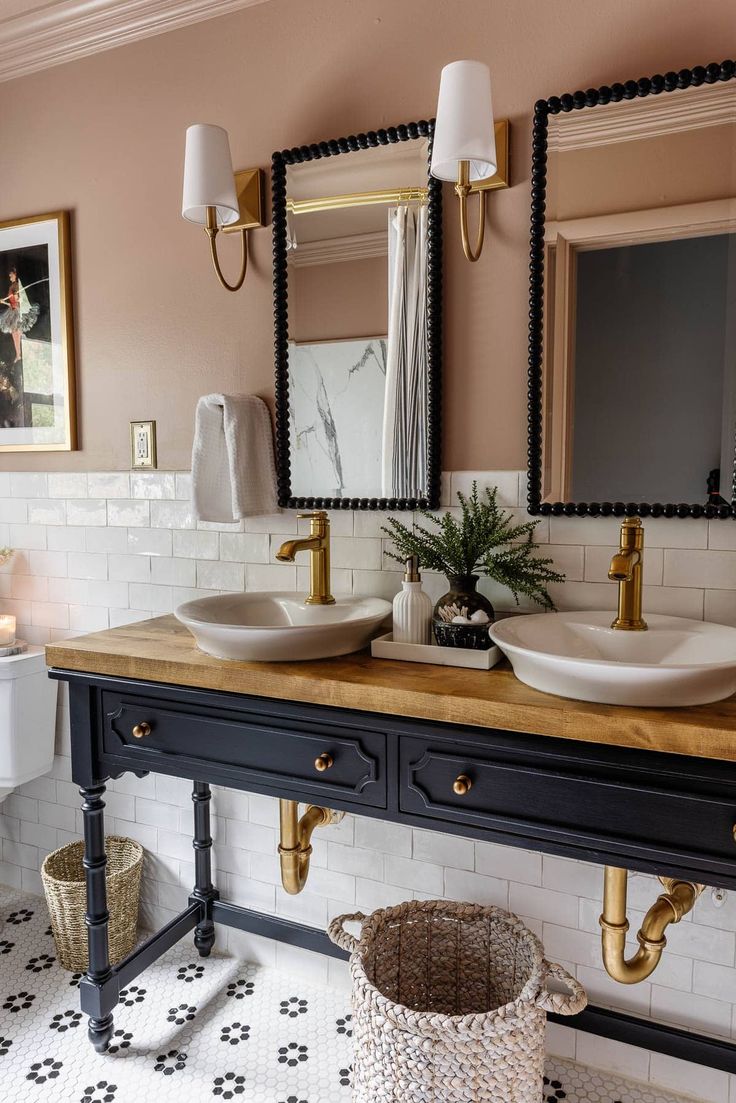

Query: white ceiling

[0,0,272,83]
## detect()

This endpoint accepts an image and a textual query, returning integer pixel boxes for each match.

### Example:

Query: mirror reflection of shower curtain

[382,204,428,498]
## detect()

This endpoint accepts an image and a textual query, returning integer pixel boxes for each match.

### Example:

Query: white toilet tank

[0,647,58,804]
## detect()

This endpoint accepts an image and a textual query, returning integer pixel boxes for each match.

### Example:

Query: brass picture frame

[0,210,77,452]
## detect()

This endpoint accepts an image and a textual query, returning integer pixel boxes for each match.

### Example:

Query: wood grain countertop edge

[45,616,736,764]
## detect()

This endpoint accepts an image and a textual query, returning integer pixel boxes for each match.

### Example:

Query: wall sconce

[181,123,265,292]
[430,60,509,262]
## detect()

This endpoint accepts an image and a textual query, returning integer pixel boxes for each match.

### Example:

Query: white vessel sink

[489,612,736,707]
[175,591,391,662]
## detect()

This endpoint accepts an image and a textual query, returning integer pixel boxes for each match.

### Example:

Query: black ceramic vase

[433,574,495,650]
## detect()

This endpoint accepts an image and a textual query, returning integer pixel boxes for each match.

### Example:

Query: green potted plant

[382,483,564,649]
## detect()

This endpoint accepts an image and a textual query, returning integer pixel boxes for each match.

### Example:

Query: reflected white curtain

[382,204,429,499]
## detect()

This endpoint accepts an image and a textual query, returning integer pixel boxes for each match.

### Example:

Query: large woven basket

[41,836,143,972]
[328,900,586,1103]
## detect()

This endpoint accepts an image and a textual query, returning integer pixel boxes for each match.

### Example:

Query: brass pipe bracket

[600,866,704,984]
[278,799,345,895]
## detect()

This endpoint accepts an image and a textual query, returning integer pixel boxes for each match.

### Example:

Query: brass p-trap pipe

[278,800,345,895]
[600,866,704,984]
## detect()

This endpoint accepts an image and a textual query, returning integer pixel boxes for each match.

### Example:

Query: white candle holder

[0,614,16,647]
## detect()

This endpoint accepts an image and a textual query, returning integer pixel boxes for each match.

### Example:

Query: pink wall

[1,0,734,471]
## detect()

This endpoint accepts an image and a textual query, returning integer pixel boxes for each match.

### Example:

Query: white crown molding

[0,0,271,84]
[548,81,736,151]
[288,232,388,268]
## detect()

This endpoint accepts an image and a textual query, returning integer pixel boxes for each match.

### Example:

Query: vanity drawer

[101,691,386,807]
[400,735,736,867]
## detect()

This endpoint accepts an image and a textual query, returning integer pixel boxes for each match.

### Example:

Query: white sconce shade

[430,60,497,183]
[182,123,240,226]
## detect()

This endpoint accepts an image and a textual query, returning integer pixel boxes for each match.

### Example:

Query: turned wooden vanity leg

[81,784,115,1053]
[192,781,217,957]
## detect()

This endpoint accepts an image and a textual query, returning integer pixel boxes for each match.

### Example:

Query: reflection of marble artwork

[289,338,387,498]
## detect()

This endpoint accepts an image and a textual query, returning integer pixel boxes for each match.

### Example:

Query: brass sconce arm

[278,799,345,895]
[205,207,248,293]
[600,866,704,984]
[455,160,485,263]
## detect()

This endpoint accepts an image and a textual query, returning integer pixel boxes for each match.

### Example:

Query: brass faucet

[276,510,335,605]
[608,517,647,631]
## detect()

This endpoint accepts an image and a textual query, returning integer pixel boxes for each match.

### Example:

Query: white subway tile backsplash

[69,605,108,631]
[648,1052,730,1103]
[509,883,579,928]
[197,560,244,590]
[331,536,382,571]
[444,868,508,907]
[173,530,219,560]
[412,828,474,871]
[9,522,47,549]
[47,472,87,498]
[575,1034,651,1082]
[128,527,173,557]
[151,556,196,587]
[85,526,127,553]
[221,532,270,563]
[355,818,412,857]
[109,553,151,583]
[85,579,129,607]
[47,526,86,552]
[151,500,195,529]
[88,473,130,499]
[665,549,736,590]
[68,552,108,580]
[129,583,173,613]
[705,589,736,626]
[693,960,736,1003]
[475,841,542,885]
[107,499,150,527]
[246,562,295,590]
[0,498,29,523]
[385,854,443,895]
[28,499,66,526]
[67,499,107,526]
[651,984,731,1037]
[10,472,48,498]
[130,472,176,499]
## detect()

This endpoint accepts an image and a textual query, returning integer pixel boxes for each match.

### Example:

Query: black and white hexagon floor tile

[0,887,700,1103]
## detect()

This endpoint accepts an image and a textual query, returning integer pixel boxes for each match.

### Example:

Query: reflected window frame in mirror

[272,119,442,511]
[527,58,736,521]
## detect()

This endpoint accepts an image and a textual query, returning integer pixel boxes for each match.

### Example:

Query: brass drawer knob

[132,721,152,740]
[314,753,334,772]
[453,774,472,796]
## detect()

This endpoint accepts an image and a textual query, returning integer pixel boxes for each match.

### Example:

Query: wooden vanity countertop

[46,615,736,763]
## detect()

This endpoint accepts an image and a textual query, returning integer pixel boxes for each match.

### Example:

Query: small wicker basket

[41,836,143,972]
[329,900,587,1103]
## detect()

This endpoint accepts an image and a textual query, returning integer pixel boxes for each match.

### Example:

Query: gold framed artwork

[130,420,157,469]
[0,211,76,452]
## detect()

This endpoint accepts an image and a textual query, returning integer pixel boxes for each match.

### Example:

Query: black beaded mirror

[272,120,442,511]
[527,60,736,520]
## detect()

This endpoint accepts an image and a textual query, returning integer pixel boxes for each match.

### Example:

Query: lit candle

[0,615,16,646]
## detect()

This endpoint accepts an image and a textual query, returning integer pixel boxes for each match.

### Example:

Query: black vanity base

[61,670,736,1070]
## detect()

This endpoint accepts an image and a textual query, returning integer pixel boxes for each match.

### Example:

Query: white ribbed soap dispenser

[392,555,433,645]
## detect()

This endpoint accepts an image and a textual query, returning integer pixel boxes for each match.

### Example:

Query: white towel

[191,394,278,522]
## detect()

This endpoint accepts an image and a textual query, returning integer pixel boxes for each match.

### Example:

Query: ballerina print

[0,266,41,364]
